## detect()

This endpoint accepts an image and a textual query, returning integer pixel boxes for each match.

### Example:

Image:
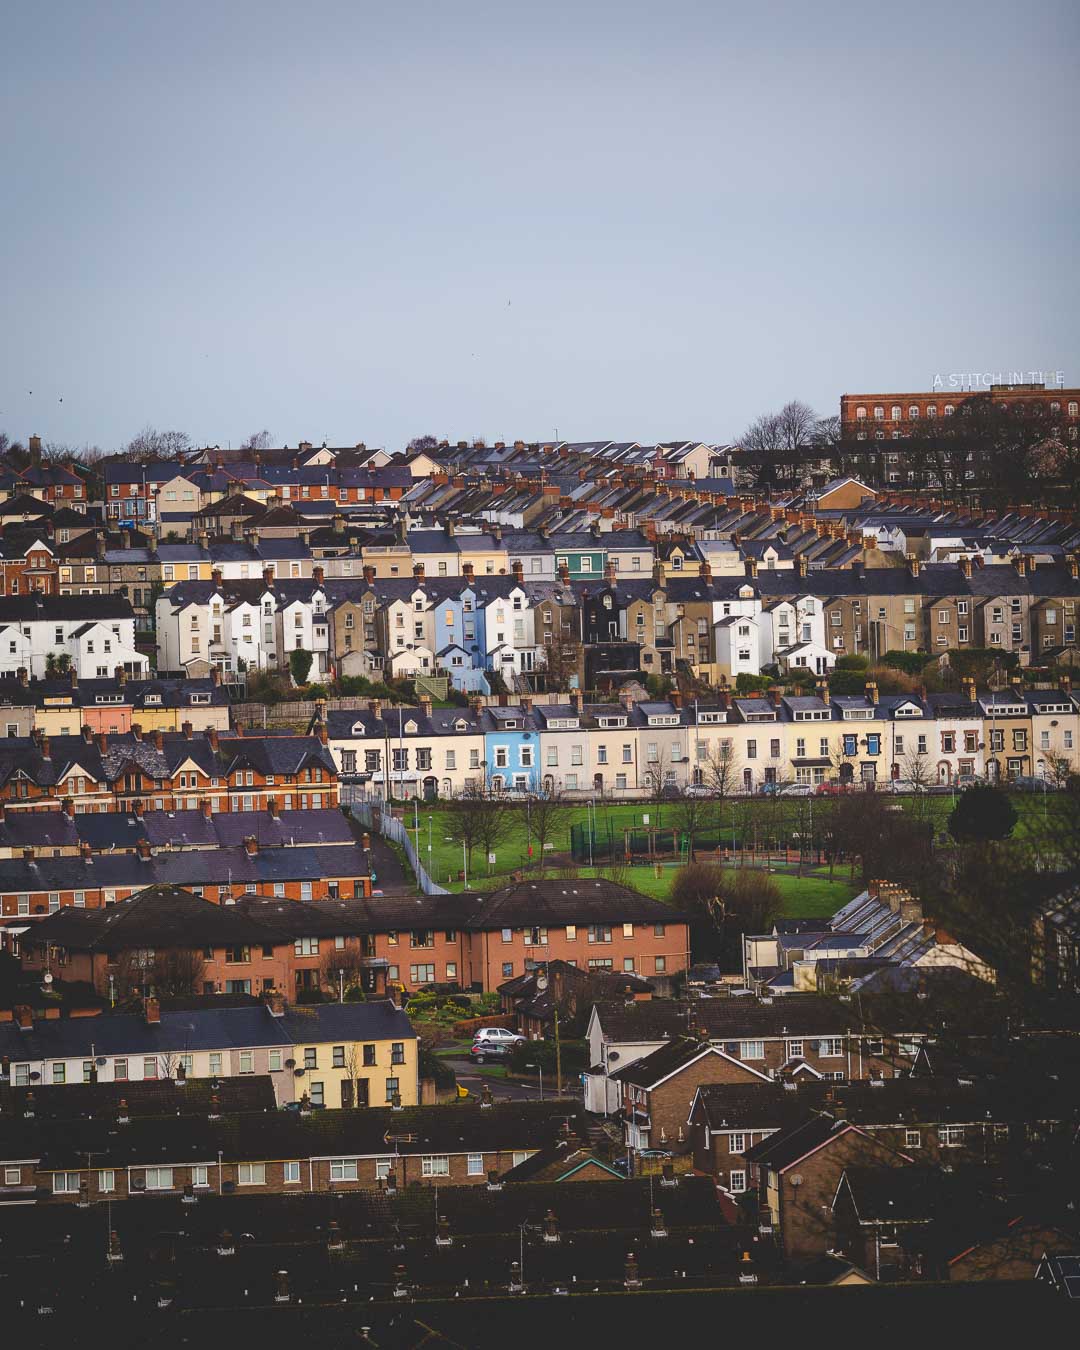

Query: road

[442,1056,582,1103]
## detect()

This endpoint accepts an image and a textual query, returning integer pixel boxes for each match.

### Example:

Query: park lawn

[515,861,859,919]
[408,791,1046,894]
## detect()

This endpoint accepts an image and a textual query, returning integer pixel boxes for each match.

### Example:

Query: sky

[1,0,1078,455]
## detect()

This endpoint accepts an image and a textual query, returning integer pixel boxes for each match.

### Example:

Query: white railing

[351,801,449,895]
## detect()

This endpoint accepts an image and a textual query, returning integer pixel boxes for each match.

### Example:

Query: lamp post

[526,1063,544,1101]
[338,969,345,1004]
[428,814,433,869]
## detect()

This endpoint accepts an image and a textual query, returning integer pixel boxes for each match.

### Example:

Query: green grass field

[390,789,1053,920]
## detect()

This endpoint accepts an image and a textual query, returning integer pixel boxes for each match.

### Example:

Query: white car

[777,783,814,797]
[472,1027,526,1046]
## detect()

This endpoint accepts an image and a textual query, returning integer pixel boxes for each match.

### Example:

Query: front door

[341,1078,353,1109]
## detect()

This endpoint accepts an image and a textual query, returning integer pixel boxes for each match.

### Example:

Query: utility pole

[554,1008,562,1096]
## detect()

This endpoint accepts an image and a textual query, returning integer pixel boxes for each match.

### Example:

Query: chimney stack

[137,838,152,861]
[144,996,161,1025]
[244,835,258,856]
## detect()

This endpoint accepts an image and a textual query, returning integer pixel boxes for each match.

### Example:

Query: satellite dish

[42,972,53,985]
[789,1173,803,1187]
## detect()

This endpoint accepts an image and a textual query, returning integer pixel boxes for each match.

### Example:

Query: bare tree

[319,942,369,995]
[642,744,673,802]
[669,789,713,862]
[526,791,569,875]
[241,429,275,451]
[124,426,192,461]
[408,435,439,451]
[538,625,580,693]
[473,791,515,875]
[775,399,819,452]
[440,788,491,880]
[150,949,206,997]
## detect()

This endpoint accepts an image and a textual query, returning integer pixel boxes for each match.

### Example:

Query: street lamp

[526,1063,544,1101]
[338,969,345,1004]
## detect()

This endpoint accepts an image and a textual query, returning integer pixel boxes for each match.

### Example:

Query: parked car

[682,784,714,798]
[1011,775,1057,792]
[777,783,813,797]
[470,1040,514,1064]
[815,781,853,796]
[472,1027,527,1047]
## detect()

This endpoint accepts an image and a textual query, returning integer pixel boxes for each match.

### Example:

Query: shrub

[289,648,314,686]
[835,653,869,670]
[948,786,1018,843]
[879,650,929,675]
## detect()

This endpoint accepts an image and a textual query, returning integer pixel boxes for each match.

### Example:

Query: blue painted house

[482,705,541,793]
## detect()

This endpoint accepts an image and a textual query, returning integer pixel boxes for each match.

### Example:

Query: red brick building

[841,382,1080,442]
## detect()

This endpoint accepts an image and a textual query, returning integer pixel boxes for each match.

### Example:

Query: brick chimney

[263,989,286,1017]
[244,835,258,856]
[211,668,222,687]
[137,838,152,861]
[96,732,108,753]
[865,681,878,705]
[817,680,830,706]
[79,841,93,862]
[317,722,328,745]
[154,729,164,751]
[13,1005,32,1030]
[906,553,920,578]
[363,564,376,584]
[769,687,782,708]
[419,694,433,719]
[144,996,161,1025]
[313,565,325,587]
[267,795,280,819]
[63,796,74,818]
[202,800,213,820]
[182,720,192,739]
[207,727,219,752]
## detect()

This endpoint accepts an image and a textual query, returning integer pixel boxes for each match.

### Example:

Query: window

[294,936,318,957]
[4,1167,21,1186]
[502,962,513,978]
[740,1040,764,1059]
[904,1129,922,1148]
[330,1159,358,1182]
[940,1126,965,1147]
[332,1046,345,1068]
[53,1172,81,1194]
[304,1047,318,1069]
[654,956,666,972]
[52,1063,66,1084]
[363,1044,376,1067]
[238,1163,266,1186]
[422,1156,450,1177]
[728,1132,746,1154]
[729,1170,747,1194]
[239,1050,255,1074]
[385,1077,400,1102]
[467,1153,484,1176]
[191,1166,208,1188]
[786,1040,804,1060]
[208,1053,221,1076]
[145,1167,174,1190]
[819,1038,844,1057]
[310,1081,324,1106]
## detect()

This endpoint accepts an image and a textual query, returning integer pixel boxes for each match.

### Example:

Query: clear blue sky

[2,0,1077,453]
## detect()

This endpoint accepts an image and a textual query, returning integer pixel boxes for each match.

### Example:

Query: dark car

[470,1040,514,1064]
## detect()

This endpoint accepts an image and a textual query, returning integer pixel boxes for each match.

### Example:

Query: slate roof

[462,878,683,929]
[0,998,412,1064]
[0,1073,276,1121]
[610,1038,750,1089]
[594,994,852,1043]
[0,842,372,907]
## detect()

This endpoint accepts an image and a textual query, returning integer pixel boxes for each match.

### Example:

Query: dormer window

[404,720,418,734]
